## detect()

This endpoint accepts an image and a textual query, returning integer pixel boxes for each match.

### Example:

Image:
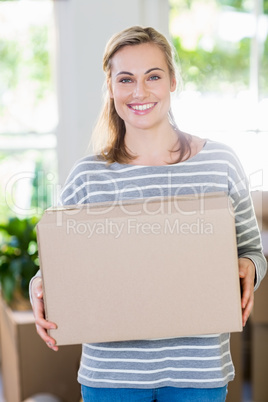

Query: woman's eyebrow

[116,71,134,77]
[145,67,165,74]
[116,67,165,77]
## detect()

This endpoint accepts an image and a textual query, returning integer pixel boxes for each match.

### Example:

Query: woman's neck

[124,124,182,166]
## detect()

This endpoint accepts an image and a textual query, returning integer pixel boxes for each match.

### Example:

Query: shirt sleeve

[227,149,267,290]
[58,158,90,206]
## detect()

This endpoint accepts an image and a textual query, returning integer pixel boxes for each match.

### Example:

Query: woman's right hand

[31,277,59,351]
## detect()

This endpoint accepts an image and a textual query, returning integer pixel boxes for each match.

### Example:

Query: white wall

[54,0,170,185]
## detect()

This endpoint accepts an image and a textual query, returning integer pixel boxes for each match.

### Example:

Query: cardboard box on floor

[251,258,268,401]
[37,193,242,346]
[251,190,268,231]
[252,324,268,402]
[0,298,81,402]
[251,190,268,323]
[251,271,268,324]
[227,332,243,402]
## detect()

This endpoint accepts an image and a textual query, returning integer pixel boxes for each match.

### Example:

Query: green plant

[0,216,39,306]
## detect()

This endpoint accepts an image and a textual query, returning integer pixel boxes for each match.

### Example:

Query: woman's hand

[239,257,256,327]
[31,277,59,351]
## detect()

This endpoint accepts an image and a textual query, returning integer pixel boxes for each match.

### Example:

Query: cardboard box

[226,331,243,402]
[251,191,268,231]
[252,324,268,402]
[0,298,81,402]
[261,231,268,257]
[252,269,268,324]
[37,193,242,346]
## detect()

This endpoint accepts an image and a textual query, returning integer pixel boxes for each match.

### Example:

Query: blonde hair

[91,26,190,164]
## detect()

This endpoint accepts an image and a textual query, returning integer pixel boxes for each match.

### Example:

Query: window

[170,0,268,190]
[0,0,57,220]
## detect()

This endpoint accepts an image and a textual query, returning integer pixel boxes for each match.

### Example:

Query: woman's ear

[170,75,177,93]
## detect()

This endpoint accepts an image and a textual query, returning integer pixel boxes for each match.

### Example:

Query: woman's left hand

[239,257,256,327]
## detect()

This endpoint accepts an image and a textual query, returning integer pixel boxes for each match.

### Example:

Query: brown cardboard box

[37,193,242,346]
[251,259,268,401]
[261,231,268,256]
[252,324,268,402]
[251,191,268,231]
[226,332,243,402]
[0,298,81,402]
[251,191,268,324]
[252,270,268,324]
[251,193,268,400]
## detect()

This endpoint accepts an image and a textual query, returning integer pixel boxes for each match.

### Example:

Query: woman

[31,26,267,402]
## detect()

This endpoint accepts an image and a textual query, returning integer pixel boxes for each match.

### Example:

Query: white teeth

[131,103,155,111]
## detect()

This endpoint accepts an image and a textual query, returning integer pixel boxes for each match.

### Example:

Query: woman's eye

[120,78,132,83]
[149,75,160,81]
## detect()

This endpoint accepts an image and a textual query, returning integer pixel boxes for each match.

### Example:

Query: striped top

[59,139,266,389]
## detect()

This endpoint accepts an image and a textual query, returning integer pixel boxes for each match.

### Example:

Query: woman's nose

[133,81,148,99]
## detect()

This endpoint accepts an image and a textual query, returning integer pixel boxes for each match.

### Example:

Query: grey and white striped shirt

[58,139,267,389]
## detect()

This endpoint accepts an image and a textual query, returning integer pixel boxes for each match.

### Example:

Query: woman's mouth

[127,102,157,112]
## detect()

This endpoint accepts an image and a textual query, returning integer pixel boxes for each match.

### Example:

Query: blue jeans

[81,385,228,401]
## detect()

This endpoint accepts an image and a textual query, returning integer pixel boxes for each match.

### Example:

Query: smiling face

[109,43,176,134]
